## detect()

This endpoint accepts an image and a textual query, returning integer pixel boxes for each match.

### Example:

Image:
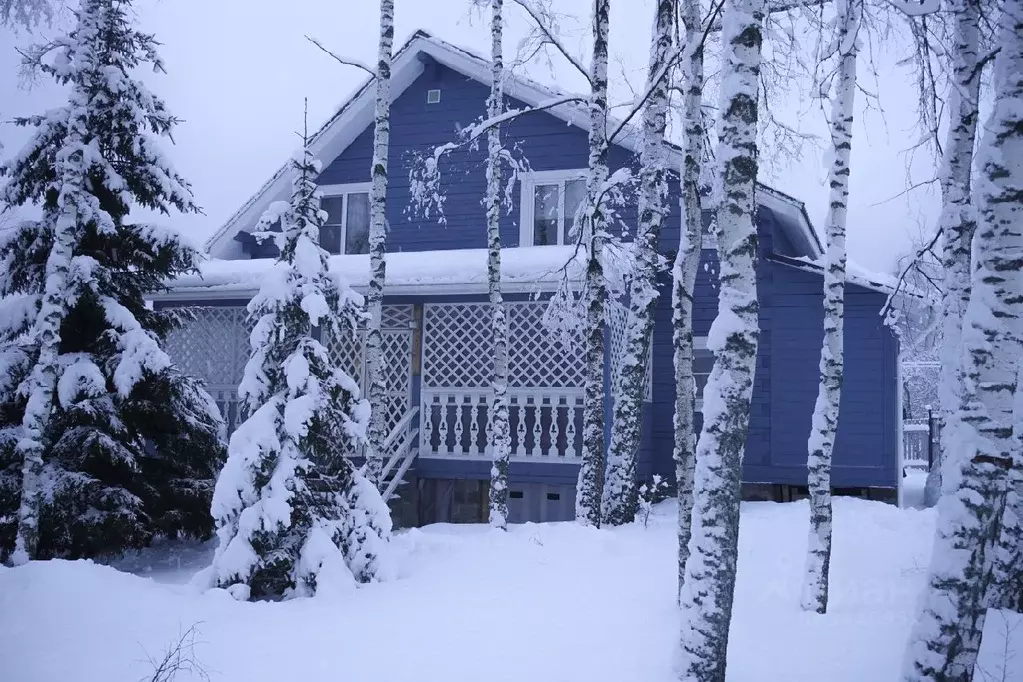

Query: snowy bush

[637,475,668,528]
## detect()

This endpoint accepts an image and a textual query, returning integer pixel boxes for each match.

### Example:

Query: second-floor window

[520,170,587,246]
[319,183,371,254]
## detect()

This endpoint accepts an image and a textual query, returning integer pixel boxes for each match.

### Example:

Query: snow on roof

[159,245,596,300]
[774,254,901,295]
[205,29,823,262]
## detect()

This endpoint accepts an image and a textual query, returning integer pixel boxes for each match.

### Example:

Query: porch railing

[420,388,584,460]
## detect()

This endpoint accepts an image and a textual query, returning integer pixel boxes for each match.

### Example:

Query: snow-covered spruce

[0,0,52,28]
[801,0,861,615]
[677,0,766,677]
[362,0,395,491]
[207,145,391,600]
[673,0,706,600]
[0,0,224,565]
[483,0,512,530]
[927,0,983,506]
[903,1,1023,675]
[579,0,611,528]
[602,0,674,528]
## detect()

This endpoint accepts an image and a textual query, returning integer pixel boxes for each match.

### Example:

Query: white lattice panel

[422,302,585,390]
[607,299,653,401]
[165,306,252,387]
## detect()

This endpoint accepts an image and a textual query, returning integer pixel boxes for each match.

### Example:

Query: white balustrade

[420,388,584,460]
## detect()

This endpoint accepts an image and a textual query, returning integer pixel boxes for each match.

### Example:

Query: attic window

[427,88,441,104]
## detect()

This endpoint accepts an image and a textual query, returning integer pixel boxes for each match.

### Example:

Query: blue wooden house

[156,30,904,526]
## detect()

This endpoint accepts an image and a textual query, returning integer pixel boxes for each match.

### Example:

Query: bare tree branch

[508,0,592,86]
[305,35,377,77]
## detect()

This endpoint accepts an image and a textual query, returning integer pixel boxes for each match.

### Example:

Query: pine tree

[903,0,1023,674]
[362,0,395,491]
[0,0,224,565]
[602,0,674,528]
[801,0,861,615]
[576,0,611,528]
[674,0,706,600]
[207,131,391,600]
[677,0,765,676]
[483,0,512,530]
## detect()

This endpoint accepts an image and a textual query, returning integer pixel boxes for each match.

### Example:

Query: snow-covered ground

[0,498,973,682]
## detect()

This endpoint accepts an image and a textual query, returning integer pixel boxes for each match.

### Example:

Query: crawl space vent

[427,88,441,104]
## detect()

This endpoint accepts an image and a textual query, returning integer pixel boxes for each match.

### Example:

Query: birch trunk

[575,0,611,528]
[11,206,76,566]
[485,0,512,530]
[363,0,395,490]
[800,0,859,615]
[927,0,982,507]
[677,0,765,676]
[903,1,1023,675]
[674,0,705,600]
[602,0,674,528]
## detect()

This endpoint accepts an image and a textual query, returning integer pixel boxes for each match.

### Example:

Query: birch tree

[677,0,766,677]
[308,0,395,491]
[207,135,391,600]
[0,0,224,565]
[601,0,675,528]
[674,0,708,597]
[481,0,513,530]
[903,0,1023,674]
[800,0,861,615]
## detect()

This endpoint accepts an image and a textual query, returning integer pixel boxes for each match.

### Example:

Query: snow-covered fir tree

[0,0,224,565]
[602,0,674,528]
[801,0,861,615]
[674,0,706,600]
[363,0,395,491]
[577,0,611,528]
[903,0,1023,674]
[482,0,513,530]
[207,138,391,601]
[677,0,766,676]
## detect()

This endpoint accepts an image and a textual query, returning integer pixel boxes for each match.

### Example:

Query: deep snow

[0,497,990,682]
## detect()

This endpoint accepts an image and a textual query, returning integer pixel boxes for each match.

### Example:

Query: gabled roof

[205,29,824,261]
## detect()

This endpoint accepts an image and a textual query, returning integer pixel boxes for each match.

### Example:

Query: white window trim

[319,182,372,255]
[518,169,588,247]
[694,336,710,414]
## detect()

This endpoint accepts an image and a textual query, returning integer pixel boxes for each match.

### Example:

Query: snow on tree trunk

[926,0,983,507]
[362,0,395,491]
[208,143,390,600]
[674,0,705,600]
[10,208,76,566]
[576,0,611,528]
[602,0,674,528]
[903,1,1023,674]
[676,0,765,677]
[800,0,860,615]
[485,0,512,531]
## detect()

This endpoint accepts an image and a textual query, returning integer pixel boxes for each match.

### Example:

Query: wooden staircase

[361,406,420,501]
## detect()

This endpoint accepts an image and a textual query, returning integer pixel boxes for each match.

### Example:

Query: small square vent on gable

[427,88,441,104]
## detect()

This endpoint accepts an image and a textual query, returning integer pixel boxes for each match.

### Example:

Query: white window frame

[518,169,588,247]
[319,182,372,255]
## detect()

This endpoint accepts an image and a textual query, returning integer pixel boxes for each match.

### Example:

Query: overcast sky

[0,0,942,274]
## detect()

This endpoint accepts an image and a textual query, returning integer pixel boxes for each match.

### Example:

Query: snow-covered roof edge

[770,254,902,297]
[205,29,823,261]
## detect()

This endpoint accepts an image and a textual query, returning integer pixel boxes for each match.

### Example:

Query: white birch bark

[485,0,512,530]
[602,0,674,528]
[363,0,395,490]
[928,0,983,506]
[903,1,1023,675]
[800,0,860,615]
[10,206,76,566]
[575,0,611,528]
[674,0,705,601]
[677,0,765,676]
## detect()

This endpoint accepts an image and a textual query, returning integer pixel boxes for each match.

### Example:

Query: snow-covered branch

[508,0,592,86]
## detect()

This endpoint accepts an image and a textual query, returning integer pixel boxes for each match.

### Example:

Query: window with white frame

[520,170,587,246]
[319,183,371,255]
[693,337,713,412]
